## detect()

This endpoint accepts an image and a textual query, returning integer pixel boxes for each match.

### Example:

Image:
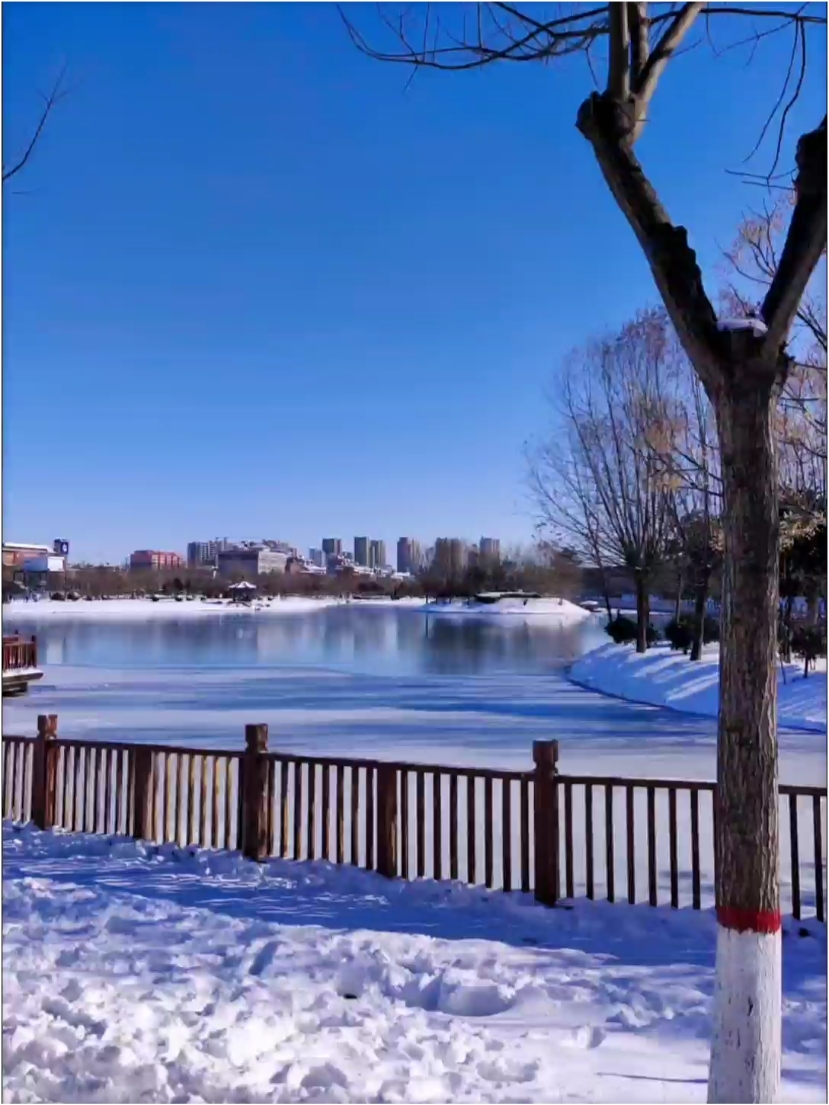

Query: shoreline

[567,641,826,735]
[2,595,593,624]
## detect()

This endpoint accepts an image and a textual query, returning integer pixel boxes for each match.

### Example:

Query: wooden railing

[2,718,826,921]
[2,635,37,672]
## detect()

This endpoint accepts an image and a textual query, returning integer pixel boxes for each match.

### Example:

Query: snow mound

[423,597,591,622]
[3,824,825,1103]
[569,642,826,733]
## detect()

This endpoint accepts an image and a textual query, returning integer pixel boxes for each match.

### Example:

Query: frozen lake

[3,604,823,784]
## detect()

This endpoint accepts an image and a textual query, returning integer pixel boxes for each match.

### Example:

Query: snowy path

[4,825,825,1103]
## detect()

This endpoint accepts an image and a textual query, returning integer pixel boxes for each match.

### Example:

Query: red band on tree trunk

[716,906,782,933]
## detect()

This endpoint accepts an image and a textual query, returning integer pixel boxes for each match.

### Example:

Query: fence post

[31,714,58,830]
[376,764,398,878]
[243,724,269,862]
[133,746,155,841]
[533,739,559,906]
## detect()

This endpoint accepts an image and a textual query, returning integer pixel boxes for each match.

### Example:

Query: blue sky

[4,3,825,564]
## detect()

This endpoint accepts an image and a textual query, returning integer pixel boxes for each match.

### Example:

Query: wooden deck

[2,636,43,697]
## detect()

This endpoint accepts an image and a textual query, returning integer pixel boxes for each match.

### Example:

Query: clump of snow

[3,824,825,1103]
[717,317,768,336]
[569,642,826,734]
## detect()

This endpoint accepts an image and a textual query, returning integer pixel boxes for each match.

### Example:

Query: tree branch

[629,2,651,81]
[608,3,631,100]
[576,92,722,387]
[761,117,827,350]
[634,3,706,123]
[2,67,69,185]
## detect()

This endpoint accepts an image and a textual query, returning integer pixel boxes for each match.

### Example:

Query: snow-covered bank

[569,642,827,734]
[3,824,825,1104]
[3,596,341,622]
[422,597,592,622]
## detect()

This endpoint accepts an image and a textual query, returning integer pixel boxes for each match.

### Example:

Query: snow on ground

[3,823,825,1104]
[569,642,827,734]
[3,597,341,623]
[420,598,591,623]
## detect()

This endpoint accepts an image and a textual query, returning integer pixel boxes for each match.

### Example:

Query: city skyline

[97,533,510,570]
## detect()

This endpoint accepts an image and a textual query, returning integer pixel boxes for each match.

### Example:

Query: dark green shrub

[605,616,658,646]
[702,615,720,643]
[790,623,827,677]
[665,618,693,652]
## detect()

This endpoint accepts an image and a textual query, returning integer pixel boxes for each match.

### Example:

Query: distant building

[322,538,342,558]
[3,542,52,568]
[217,545,289,579]
[129,550,184,572]
[433,538,467,576]
[479,537,501,562]
[262,539,298,558]
[354,537,369,567]
[369,540,386,570]
[308,548,325,568]
[396,537,422,574]
[187,538,232,569]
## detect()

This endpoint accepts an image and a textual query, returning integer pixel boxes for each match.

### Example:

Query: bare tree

[531,311,674,652]
[343,6,827,1100]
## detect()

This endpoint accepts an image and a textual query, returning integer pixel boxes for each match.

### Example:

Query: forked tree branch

[761,117,828,350]
[3,67,70,184]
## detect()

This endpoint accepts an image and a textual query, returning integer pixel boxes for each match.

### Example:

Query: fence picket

[669,788,679,909]
[585,784,594,900]
[790,793,801,921]
[564,780,574,899]
[502,778,512,892]
[814,795,824,924]
[449,773,458,881]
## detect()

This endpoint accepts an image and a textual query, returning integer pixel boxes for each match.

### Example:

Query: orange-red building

[129,550,184,572]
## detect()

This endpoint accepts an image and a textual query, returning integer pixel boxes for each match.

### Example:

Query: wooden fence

[2,635,37,672]
[2,717,826,921]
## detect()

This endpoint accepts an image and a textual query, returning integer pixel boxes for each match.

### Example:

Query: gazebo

[227,580,257,604]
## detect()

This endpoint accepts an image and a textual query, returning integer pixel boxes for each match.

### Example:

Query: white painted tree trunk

[707,925,782,1104]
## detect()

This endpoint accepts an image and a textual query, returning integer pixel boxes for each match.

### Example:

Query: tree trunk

[690,569,710,662]
[707,383,781,1105]
[781,594,795,663]
[674,568,684,621]
[634,574,649,654]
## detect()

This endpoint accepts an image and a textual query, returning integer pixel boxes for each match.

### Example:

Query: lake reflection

[21,606,609,677]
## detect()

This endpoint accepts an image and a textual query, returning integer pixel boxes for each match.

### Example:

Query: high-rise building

[433,538,467,576]
[308,548,325,568]
[217,545,290,578]
[187,538,231,569]
[396,537,422,574]
[322,538,342,557]
[369,539,386,570]
[354,537,369,567]
[479,537,501,562]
